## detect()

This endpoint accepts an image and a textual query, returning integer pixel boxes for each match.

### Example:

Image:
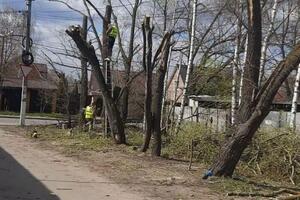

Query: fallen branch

[278,194,300,200]
[233,177,300,192]
[227,189,299,198]
[188,139,194,171]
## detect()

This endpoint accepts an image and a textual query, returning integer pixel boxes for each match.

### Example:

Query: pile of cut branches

[240,128,300,185]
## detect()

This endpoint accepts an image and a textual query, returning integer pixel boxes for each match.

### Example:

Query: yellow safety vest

[85,106,93,119]
[108,26,118,38]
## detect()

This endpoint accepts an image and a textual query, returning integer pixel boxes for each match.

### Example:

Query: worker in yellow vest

[106,23,118,53]
[85,103,94,132]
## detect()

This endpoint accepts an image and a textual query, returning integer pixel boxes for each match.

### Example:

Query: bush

[163,122,224,164]
[163,123,300,184]
[238,127,300,184]
[126,126,144,146]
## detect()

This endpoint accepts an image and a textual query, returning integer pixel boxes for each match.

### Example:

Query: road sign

[19,65,33,78]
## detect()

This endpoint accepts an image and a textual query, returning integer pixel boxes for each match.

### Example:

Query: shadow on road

[0,147,60,200]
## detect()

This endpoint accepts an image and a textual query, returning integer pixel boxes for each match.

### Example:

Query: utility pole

[20,0,34,126]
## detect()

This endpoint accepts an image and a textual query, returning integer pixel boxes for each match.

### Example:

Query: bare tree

[66,26,126,144]
[258,0,280,88]
[231,0,242,125]
[141,16,153,152]
[80,15,88,112]
[107,0,142,121]
[140,16,173,154]
[176,0,197,131]
[207,0,300,177]
[152,32,172,156]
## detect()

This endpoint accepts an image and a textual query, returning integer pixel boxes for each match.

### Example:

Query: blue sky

[0,0,104,75]
[0,0,183,76]
[0,0,156,75]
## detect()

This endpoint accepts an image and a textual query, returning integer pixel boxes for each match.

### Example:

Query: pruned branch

[82,0,103,59]
[85,0,105,21]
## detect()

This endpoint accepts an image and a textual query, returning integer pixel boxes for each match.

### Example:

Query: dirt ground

[0,126,239,200]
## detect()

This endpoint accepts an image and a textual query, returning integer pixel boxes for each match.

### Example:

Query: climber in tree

[106,23,118,55]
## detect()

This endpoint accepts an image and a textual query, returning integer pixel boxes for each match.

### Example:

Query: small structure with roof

[0,63,58,113]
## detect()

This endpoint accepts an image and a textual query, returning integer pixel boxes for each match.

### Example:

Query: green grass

[126,127,144,146]
[27,126,112,154]
[27,123,300,187]
[162,122,224,164]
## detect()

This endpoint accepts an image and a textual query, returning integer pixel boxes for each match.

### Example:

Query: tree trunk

[109,0,140,123]
[66,26,126,144]
[176,0,197,131]
[102,5,112,60]
[258,0,279,88]
[290,64,300,131]
[121,85,129,121]
[141,17,153,152]
[237,0,262,124]
[80,15,88,111]
[152,32,172,156]
[101,6,112,135]
[238,36,248,105]
[231,1,242,125]
[210,42,300,177]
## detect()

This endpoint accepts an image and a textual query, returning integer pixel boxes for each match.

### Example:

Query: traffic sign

[19,65,33,78]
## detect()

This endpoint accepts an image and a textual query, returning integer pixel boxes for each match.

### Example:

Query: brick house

[0,63,58,113]
[166,64,188,105]
[89,70,146,120]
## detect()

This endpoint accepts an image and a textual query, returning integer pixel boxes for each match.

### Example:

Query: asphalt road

[0,117,59,126]
[0,128,148,200]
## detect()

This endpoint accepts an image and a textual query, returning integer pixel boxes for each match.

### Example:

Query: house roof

[89,69,146,95]
[167,64,188,89]
[89,69,157,120]
[2,63,58,90]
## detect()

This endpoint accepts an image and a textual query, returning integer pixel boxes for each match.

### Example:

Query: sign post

[19,76,27,126]
[19,65,32,126]
[20,0,34,126]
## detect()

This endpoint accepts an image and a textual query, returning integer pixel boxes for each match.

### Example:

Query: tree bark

[209,0,287,177]
[141,17,153,152]
[237,0,262,124]
[102,5,112,60]
[152,32,172,156]
[231,0,242,125]
[290,64,300,131]
[80,15,88,111]
[102,5,112,97]
[210,42,300,177]
[66,26,126,144]
[176,0,197,131]
[258,0,279,88]
[121,85,129,121]
[238,36,248,106]
[109,0,141,122]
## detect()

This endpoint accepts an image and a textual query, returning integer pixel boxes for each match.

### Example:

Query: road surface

[0,128,149,200]
[0,116,59,126]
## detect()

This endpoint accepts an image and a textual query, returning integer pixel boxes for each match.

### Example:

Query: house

[90,65,193,120]
[89,70,146,120]
[0,63,58,113]
[166,64,188,105]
